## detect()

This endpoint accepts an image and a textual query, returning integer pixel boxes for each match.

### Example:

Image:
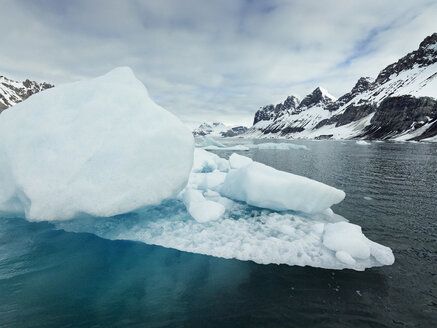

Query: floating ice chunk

[181,189,225,222]
[364,196,373,201]
[253,143,309,150]
[367,239,395,265]
[335,251,356,265]
[203,145,250,151]
[229,153,253,169]
[201,136,225,148]
[188,171,227,191]
[323,222,370,259]
[356,140,370,145]
[192,148,229,173]
[220,162,345,213]
[0,67,194,221]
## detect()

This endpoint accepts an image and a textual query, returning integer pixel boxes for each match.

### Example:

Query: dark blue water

[1,140,436,327]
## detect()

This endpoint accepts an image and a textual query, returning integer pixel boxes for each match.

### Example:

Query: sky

[1,0,437,128]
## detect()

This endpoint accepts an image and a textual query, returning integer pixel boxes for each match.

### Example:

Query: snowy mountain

[193,122,248,137]
[0,75,53,113]
[247,33,437,141]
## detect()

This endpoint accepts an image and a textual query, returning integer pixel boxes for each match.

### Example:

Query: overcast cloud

[1,0,436,127]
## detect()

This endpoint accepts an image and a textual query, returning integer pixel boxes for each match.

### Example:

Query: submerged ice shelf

[57,148,394,271]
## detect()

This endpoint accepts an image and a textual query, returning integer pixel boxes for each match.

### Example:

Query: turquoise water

[0,140,436,327]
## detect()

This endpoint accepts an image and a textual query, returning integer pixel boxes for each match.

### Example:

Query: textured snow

[0,67,194,221]
[318,86,337,101]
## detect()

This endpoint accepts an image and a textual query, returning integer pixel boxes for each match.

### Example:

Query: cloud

[1,0,436,127]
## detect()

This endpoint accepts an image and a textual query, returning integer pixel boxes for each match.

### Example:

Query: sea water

[0,140,436,327]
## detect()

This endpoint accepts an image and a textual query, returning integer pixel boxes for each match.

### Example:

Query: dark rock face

[299,87,334,109]
[326,77,374,112]
[376,33,437,85]
[358,96,437,139]
[0,76,54,113]
[253,104,275,125]
[252,88,335,126]
[253,95,300,125]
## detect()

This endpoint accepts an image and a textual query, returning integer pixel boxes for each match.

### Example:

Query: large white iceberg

[0,67,194,221]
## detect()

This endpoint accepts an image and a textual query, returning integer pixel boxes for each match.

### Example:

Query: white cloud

[1,0,436,127]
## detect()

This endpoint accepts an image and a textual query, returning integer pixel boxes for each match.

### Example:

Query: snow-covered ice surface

[55,148,394,271]
[220,160,345,213]
[0,67,194,221]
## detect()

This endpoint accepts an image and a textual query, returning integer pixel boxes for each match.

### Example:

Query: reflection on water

[0,140,436,327]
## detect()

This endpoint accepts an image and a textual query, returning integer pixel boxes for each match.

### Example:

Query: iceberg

[0,67,394,270]
[0,67,194,221]
[145,149,392,270]
[356,140,370,145]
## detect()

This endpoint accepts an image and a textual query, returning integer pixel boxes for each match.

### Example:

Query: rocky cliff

[247,33,437,141]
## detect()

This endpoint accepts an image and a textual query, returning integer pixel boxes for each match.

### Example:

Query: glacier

[0,67,194,221]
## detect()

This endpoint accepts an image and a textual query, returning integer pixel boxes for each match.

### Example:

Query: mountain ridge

[247,33,437,141]
[193,122,248,137]
[0,75,53,113]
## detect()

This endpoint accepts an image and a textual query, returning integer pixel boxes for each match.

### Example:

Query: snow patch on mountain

[193,122,248,137]
[0,75,53,112]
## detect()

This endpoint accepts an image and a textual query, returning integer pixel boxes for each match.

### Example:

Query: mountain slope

[0,75,53,113]
[247,33,437,141]
[193,122,248,137]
